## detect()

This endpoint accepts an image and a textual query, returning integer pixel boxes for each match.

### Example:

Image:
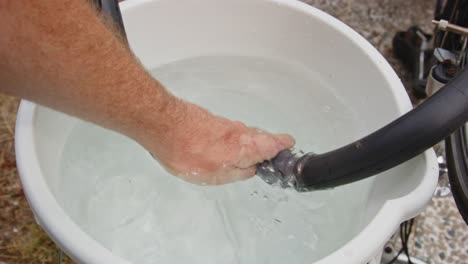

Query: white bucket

[15,0,438,263]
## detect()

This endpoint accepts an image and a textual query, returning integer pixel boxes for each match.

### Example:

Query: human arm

[0,0,294,184]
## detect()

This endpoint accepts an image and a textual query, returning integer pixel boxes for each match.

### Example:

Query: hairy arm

[0,0,294,184]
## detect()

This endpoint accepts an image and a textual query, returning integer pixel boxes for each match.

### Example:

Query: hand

[141,99,295,185]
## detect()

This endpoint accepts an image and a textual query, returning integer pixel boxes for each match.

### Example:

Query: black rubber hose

[294,67,468,190]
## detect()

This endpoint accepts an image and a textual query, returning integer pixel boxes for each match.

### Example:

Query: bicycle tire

[446,124,468,224]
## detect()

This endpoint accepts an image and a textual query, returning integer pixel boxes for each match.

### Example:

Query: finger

[212,166,257,185]
[223,166,257,184]
[236,132,287,168]
[274,133,296,148]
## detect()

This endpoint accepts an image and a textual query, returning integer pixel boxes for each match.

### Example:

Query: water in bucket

[58,55,372,264]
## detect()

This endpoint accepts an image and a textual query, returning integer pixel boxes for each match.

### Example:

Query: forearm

[0,0,176,142]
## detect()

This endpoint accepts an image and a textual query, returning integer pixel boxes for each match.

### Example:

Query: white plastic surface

[14,0,438,263]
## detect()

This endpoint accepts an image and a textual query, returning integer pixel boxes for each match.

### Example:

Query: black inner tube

[294,68,468,190]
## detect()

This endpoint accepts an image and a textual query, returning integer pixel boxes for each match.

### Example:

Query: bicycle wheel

[446,123,468,224]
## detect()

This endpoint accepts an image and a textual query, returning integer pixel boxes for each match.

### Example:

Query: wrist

[125,80,186,149]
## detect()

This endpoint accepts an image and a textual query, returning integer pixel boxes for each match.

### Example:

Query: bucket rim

[14,0,438,263]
